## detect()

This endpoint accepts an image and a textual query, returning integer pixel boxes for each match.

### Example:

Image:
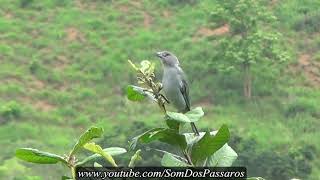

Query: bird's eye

[164,53,170,57]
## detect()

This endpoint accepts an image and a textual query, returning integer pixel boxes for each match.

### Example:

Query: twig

[182,150,193,166]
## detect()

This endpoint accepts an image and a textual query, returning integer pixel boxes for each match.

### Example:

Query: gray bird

[156,51,199,135]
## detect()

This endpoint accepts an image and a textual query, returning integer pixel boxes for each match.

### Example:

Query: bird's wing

[180,78,190,112]
[177,66,190,112]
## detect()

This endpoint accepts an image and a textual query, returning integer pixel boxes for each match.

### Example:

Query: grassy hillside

[0,0,319,179]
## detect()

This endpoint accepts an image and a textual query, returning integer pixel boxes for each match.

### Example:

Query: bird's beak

[156,52,163,58]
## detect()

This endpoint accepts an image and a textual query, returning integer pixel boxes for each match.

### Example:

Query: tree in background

[209,0,289,99]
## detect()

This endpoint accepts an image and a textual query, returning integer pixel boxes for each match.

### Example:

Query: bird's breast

[162,68,186,111]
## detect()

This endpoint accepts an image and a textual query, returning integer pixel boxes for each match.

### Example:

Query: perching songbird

[156,51,199,135]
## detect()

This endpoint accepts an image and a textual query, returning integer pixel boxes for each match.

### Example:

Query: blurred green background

[0,0,319,179]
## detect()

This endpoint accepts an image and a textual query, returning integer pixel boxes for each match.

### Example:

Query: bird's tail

[182,108,200,136]
[191,122,200,136]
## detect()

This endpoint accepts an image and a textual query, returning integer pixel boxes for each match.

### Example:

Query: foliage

[0,0,319,179]
[208,0,289,98]
[16,148,67,165]
[275,0,320,31]
[16,127,128,179]
[127,60,236,167]
[0,101,22,120]
[285,98,319,118]
[19,0,34,8]
[167,107,204,123]
[206,144,238,167]
[15,60,239,178]
[128,149,142,167]
[69,127,103,157]
[293,12,320,33]
[231,135,317,179]
[161,151,189,167]
[191,125,230,165]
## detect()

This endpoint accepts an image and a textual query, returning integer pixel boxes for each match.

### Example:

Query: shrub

[77,88,96,100]
[53,0,72,7]
[0,101,22,120]
[19,0,34,8]
[293,12,320,33]
[156,0,198,6]
[29,60,41,75]
[313,51,320,62]
[230,135,316,179]
[285,98,318,117]
[99,121,169,166]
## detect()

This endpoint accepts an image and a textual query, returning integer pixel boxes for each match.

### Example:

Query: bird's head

[156,51,179,67]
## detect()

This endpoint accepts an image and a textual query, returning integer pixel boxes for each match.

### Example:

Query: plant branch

[182,150,193,166]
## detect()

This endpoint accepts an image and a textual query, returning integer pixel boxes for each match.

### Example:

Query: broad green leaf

[185,107,204,122]
[128,149,142,167]
[191,125,230,165]
[76,147,126,166]
[94,162,103,167]
[167,107,204,123]
[165,118,180,130]
[70,127,103,157]
[130,128,187,150]
[206,144,238,167]
[184,132,203,146]
[184,131,237,167]
[167,111,190,122]
[161,152,189,167]
[101,147,127,156]
[126,85,156,101]
[16,148,67,165]
[83,142,117,167]
[127,85,145,101]
[165,115,183,131]
[129,128,163,150]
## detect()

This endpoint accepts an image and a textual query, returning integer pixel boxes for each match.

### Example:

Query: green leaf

[191,125,230,165]
[93,162,103,167]
[167,112,190,122]
[183,132,203,147]
[165,116,182,131]
[130,128,187,150]
[185,107,204,122]
[61,176,72,180]
[101,147,127,156]
[15,148,67,165]
[127,85,146,101]
[70,127,103,157]
[161,152,189,167]
[128,149,142,167]
[76,147,126,166]
[165,119,180,129]
[83,142,117,167]
[184,131,237,167]
[128,85,156,101]
[206,144,238,167]
[167,107,204,123]
[129,128,162,150]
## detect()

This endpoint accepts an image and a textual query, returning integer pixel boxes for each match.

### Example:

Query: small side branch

[182,150,193,166]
